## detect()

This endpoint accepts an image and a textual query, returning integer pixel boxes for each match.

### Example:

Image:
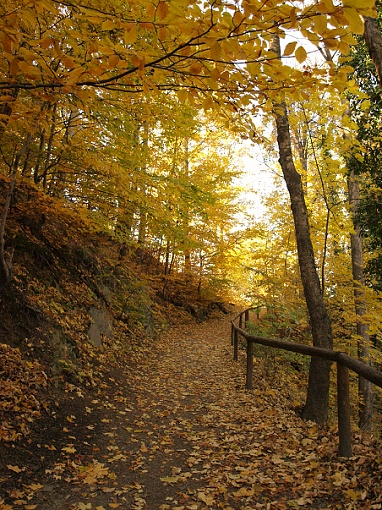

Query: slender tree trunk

[169,249,176,274]
[271,35,333,425]
[348,170,373,430]
[164,241,171,275]
[184,250,192,276]
[42,103,58,192]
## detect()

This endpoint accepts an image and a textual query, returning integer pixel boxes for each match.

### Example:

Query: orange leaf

[157,2,169,20]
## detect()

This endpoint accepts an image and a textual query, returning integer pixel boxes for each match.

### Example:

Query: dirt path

[1,315,382,509]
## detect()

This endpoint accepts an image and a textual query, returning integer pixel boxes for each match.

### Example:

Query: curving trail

[9,314,382,509]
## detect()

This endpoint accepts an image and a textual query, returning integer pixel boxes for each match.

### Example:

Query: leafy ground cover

[1,314,382,510]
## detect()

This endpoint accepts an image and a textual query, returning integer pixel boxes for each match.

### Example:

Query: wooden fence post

[246,340,254,390]
[337,362,352,458]
[234,329,239,361]
[239,314,243,329]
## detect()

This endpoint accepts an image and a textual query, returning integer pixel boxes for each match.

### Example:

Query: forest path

[3,314,381,509]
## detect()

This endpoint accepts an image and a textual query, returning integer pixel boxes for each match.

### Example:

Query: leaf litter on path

[1,315,382,509]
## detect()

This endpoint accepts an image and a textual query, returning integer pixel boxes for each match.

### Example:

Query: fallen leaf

[197,491,215,506]
[76,504,92,510]
[233,487,254,498]
[7,465,24,473]
[160,476,180,484]
[61,445,77,453]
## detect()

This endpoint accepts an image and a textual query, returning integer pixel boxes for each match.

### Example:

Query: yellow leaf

[210,41,221,60]
[124,25,137,45]
[343,8,365,34]
[283,41,297,56]
[295,46,307,64]
[341,65,355,74]
[108,505,121,509]
[313,14,327,33]
[177,89,190,103]
[338,40,351,55]
[146,4,156,18]
[102,20,115,31]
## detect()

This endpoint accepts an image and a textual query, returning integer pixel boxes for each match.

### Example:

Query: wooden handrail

[231,306,382,458]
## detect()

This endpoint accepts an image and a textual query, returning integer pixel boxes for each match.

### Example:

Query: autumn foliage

[2,0,382,508]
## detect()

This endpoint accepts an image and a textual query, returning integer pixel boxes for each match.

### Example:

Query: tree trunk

[348,170,373,430]
[364,16,382,86]
[184,250,192,276]
[271,35,333,425]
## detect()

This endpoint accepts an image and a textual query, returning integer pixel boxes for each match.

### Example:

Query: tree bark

[364,16,382,86]
[271,35,333,425]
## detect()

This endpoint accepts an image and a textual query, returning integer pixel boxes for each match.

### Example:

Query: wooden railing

[231,306,382,458]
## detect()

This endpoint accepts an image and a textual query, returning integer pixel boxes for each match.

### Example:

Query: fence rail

[231,306,382,458]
